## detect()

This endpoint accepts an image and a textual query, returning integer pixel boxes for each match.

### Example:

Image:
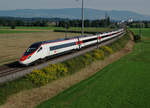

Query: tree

[65,22,70,29]
[145,21,149,28]
[84,20,90,27]
[10,21,16,29]
[58,21,66,27]
[16,20,25,26]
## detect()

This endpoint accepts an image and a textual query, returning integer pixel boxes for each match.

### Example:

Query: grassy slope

[36,28,150,108]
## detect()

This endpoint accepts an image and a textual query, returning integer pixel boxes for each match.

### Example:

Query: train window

[50,42,76,51]
[24,48,37,56]
[24,43,41,56]
[82,37,97,43]
[37,47,42,53]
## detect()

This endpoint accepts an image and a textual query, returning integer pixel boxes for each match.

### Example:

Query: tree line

[57,17,111,28]
[0,17,112,29]
[2,17,150,29]
[128,21,150,28]
[0,18,48,27]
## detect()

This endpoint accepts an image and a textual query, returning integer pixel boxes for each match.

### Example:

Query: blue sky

[0,0,150,15]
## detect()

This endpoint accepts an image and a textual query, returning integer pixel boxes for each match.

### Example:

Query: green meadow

[36,28,150,108]
[0,26,112,34]
[0,30,46,34]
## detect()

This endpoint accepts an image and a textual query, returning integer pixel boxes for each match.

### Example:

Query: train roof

[34,34,95,45]
[31,28,124,46]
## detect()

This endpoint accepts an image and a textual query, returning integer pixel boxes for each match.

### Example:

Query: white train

[19,28,125,66]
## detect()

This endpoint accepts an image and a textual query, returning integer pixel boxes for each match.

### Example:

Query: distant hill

[0,8,150,21]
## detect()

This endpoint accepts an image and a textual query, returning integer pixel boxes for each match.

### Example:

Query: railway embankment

[0,31,134,107]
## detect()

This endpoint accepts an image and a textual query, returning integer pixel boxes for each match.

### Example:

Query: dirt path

[0,34,135,108]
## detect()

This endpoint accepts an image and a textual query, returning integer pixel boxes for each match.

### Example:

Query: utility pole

[81,0,84,35]
[105,12,108,28]
[139,21,142,37]
[75,0,84,35]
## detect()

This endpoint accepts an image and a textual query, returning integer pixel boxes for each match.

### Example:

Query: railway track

[0,68,25,77]
[0,33,125,83]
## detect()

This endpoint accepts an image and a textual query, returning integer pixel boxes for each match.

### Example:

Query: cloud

[0,0,149,15]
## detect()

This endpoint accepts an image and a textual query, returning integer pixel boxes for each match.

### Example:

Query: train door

[37,46,44,59]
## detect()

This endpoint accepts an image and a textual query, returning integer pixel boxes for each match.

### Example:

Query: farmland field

[0,26,112,33]
[36,28,150,108]
[0,30,47,34]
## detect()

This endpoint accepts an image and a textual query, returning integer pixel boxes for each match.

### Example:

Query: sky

[0,0,150,15]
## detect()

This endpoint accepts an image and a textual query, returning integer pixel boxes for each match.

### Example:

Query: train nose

[20,56,27,61]
[19,56,28,64]
[19,60,24,65]
[19,55,32,66]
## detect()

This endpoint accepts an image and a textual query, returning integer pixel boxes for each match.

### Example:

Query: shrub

[27,63,68,85]
[93,49,104,60]
[83,53,93,64]
[28,70,49,85]
[101,46,113,55]
[110,43,121,51]
[81,57,90,66]
[43,64,68,78]
[84,53,92,59]
[56,63,68,77]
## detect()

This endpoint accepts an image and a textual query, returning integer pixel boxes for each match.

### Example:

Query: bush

[27,63,68,85]
[101,46,113,55]
[83,54,94,64]
[111,43,121,51]
[43,64,68,78]
[84,53,92,59]
[28,70,49,85]
[93,49,105,60]
[81,57,90,66]
[64,56,86,74]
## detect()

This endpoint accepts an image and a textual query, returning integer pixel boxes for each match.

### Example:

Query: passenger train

[19,28,125,66]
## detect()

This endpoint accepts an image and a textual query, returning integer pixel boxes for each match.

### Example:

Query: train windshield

[24,43,41,56]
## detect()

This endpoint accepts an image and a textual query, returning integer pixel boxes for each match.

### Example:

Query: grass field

[0,30,48,34]
[0,26,112,33]
[55,27,112,32]
[130,28,150,35]
[36,28,150,108]
[0,26,62,30]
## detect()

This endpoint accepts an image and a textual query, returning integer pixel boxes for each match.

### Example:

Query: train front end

[19,42,41,66]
